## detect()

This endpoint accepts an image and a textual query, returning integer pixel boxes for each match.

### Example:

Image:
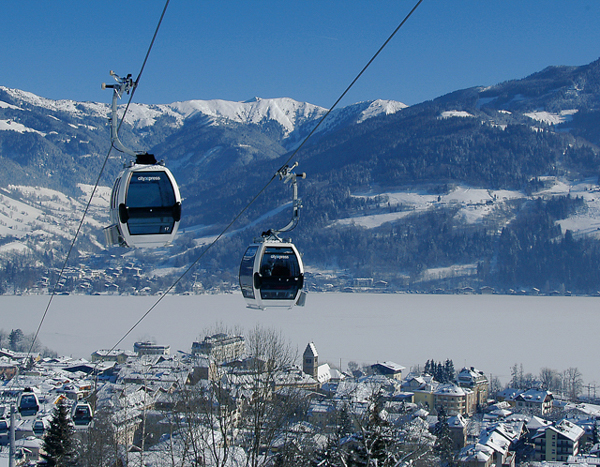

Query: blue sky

[2,1,600,109]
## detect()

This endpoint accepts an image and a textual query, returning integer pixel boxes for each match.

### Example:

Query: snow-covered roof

[565,402,600,418]
[458,443,494,463]
[505,413,552,432]
[317,363,331,384]
[329,368,345,381]
[488,421,524,444]
[457,366,487,382]
[490,408,512,418]
[515,388,552,403]
[433,383,472,396]
[448,413,467,428]
[304,342,318,358]
[551,419,585,442]
[372,361,405,372]
[480,428,511,455]
[497,387,523,400]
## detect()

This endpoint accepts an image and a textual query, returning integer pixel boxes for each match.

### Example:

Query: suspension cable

[277,0,424,173]
[106,0,425,350]
[23,0,172,367]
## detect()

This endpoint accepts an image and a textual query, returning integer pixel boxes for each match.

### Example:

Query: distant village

[0,332,599,467]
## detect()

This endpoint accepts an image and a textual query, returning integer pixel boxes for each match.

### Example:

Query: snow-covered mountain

[2,57,600,295]
[0,85,406,138]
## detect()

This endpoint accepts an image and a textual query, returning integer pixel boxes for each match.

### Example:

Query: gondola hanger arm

[102,71,139,159]
[270,162,305,235]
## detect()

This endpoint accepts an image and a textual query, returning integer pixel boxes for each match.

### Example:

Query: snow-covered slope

[332,177,600,239]
[0,184,109,254]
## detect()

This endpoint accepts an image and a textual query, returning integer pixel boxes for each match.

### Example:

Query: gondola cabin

[105,161,181,248]
[17,390,39,418]
[72,402,93,427]
[239,240,305,309]
[32,418,48,436]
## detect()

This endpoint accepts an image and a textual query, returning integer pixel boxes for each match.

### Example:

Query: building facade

[191,333,245,364]
[133,341,170,356]
[533,419,585,461]
[457,367,489,410]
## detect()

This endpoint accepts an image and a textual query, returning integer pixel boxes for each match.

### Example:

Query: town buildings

[0,335,596,467]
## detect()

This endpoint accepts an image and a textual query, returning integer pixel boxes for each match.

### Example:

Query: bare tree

[77,407,119,467]
[562,367,584,401]
[488,375,502,398]
[159,374,213,467]
[156,324,301,467]
[237,325,299,467]
[539,367,561,392]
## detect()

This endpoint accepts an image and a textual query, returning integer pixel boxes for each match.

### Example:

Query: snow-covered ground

[524,109,578,125]
[333,186,523,229]
[331,179,600,238]
[1,293,598,386]
[0,184,109,246]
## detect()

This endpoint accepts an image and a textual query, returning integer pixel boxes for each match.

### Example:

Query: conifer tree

[444,359,455,383]
[41,400,77,467]
[434,407,454,467]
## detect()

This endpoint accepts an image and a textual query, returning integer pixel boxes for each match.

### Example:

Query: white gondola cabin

[72,402,94,427]
[32,418,49,436]
[17,390,39,418]
[239,239,305,310]
[105,157,181,248]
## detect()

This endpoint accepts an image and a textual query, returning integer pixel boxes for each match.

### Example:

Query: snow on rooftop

[480,428,511,454]
[553,419,585,441]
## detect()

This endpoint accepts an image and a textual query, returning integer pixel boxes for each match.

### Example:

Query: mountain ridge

[1,58,600,295]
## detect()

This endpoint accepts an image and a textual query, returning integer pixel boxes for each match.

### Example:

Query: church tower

[303,342,319,378]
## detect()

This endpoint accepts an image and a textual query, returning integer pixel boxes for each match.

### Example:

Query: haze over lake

[1,293,596,386]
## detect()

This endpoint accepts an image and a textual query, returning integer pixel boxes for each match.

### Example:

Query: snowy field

[1,293,598,385]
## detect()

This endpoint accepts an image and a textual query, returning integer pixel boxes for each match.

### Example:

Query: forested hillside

[1,59,600,295]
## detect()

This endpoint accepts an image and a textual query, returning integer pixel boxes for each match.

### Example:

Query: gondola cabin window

[125,171,177,235]
[259,247,301,300]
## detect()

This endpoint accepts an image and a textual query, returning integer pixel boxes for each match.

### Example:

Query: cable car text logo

[269,255,290,260]
[136,176,161,182]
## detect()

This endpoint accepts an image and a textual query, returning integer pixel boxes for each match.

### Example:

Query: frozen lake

[1,293,597,386]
